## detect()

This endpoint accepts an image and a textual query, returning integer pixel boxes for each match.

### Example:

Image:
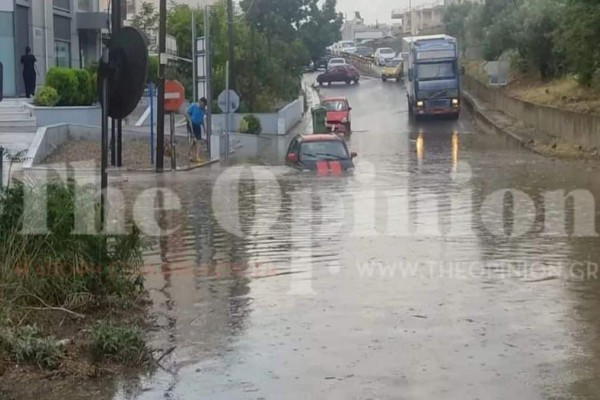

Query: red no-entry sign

[164,80,185,112]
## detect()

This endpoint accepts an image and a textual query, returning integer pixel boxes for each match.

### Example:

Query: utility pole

[192,10,197,102]
[226,0,235,91]
[205,5,213,159]
[156,0,167,172]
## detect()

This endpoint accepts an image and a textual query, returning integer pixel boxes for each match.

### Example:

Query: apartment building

[0,0,108,98]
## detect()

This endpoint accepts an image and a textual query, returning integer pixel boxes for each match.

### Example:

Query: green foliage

[148,56,159,85]
[91,322,148,365]
[131,1,158,37]
[141,0,342,109]
[45,68,78,106]
[73,69,95,106]
[0,181,144,308]
[555,0,600,86]
[446,0,594,83]
[44,68,95,106]
[33,86,59,107]
[0,325,64,369]
[239,114,262,135]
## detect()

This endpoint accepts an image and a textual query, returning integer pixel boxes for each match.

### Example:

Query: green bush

[1,325,64,369]
[73,69,94,106]
[91,322,148,365]
[33,86,59,107]
[241,114,262,135]
[0,181,144,307]
[45,67,78,106]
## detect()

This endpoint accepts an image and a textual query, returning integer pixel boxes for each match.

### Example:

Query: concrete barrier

[211,97,305,136]
[24,104,102,127]
[463,75,600,151]
[23,124,150,168]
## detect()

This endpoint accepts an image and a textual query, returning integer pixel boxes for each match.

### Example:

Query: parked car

[356,46,373,58]
[316,56,329,70]
[381,58,403,82]
[317,65,360,86]
[327,57,347,70]
[339,40,357,54]
[285,134,357,172]
[374,48,396,66]
[321,97,352,134]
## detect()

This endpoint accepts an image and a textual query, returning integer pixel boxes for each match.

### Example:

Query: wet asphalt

[55,74,600,399]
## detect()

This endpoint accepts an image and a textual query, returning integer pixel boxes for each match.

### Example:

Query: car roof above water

[299,134,344,142]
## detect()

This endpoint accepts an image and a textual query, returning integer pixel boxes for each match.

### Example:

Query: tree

[556,0,600,86]
[131,1,158,37]
[299,0,343,64]
[443,1,476,57]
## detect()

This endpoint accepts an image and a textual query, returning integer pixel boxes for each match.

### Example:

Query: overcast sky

[337,0,411,24]
[139,0,419,24]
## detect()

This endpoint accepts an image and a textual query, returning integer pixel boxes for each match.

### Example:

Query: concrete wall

[25,103,101,127]
[211,97,304,136]
[463,75,600,151]
[24,123,149,167]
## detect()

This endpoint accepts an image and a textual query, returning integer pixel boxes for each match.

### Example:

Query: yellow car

[381,58,403,82]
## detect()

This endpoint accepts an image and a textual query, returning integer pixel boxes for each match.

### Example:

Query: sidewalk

[462,88,598,159]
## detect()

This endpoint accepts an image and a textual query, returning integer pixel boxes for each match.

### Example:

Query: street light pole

[156,0,167,172]
[226,0,235,91]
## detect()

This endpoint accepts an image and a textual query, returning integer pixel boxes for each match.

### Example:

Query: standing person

[20,47,38,98]
[185,97,207,163]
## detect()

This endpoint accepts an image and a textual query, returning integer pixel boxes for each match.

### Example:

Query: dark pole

[226,0,235,91]
[156,0,167,172]
[100,50,109,230]
[117,119,122,167]
[111,0,124,167]
[110,118,116,166]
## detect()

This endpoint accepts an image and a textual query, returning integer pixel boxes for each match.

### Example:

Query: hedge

[44,67,97,107]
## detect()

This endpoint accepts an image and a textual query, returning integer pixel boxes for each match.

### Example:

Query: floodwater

[38,75,600,399]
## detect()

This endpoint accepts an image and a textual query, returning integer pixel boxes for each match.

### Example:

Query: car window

[288,139,299,154]
[322,100,348,111]
[300,141,349,161]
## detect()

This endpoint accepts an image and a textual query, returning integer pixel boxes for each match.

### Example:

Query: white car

[374,48,397,66]
[339,40,357,54]
[327,57,347,70]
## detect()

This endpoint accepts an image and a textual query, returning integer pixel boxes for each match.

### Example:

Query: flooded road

[72,76,600,399]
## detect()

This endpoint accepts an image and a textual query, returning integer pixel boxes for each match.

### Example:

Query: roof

[300,134,343,142]
[403,34,456,43]
[322,97,348,102]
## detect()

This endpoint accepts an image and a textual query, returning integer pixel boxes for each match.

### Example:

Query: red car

[317,65,360,86]
[285,134,357,173]
[321,97,352,134]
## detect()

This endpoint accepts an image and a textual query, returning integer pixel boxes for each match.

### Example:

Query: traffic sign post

[164,80,185,170]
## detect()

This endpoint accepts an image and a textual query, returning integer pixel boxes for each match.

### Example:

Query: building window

[78,0,95,12]
[55,40,71,67]
[53,0,71,11]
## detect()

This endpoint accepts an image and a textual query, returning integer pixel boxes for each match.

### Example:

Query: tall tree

[131,1,159,37]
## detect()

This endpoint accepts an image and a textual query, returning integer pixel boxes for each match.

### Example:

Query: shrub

[33,86,59,107]
[241,114,262,135]
[73,69,94,106]
[45,67,78,106]
[0,181,144,307]
[1,325,64,369]
[91,322,148,365]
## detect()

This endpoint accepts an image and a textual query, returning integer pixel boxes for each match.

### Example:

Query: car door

[328,66,341,81]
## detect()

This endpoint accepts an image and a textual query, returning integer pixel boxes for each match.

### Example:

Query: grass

[463,60,600,114]
[91,322,148,366]
[0,180,150,376]
[508,76,600,114]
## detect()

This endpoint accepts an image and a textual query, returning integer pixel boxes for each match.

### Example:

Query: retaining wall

[211,97,305,136]
[25,104,102,127]
[463,76,600,150]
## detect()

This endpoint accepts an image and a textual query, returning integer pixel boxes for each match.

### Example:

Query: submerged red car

[321,97,352,134]
[285,134,357,173]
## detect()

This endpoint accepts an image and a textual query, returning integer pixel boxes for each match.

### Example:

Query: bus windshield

[417,62,456,81]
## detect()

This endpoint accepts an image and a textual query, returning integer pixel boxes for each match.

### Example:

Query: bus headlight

[416,101,424,108]
[452,98,459,107]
